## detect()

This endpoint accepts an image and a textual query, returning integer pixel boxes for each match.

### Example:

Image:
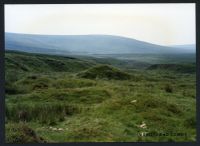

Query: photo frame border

[0,0,199,145]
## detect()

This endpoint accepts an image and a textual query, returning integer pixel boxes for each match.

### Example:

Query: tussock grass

[6,103,81,125]
[5,51,196,142]
[6,122,45,143]
[77,65,133,80]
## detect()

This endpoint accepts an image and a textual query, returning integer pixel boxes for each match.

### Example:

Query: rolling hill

[5,32,195,55]
[170,44,196,52]
[5,51,95,73]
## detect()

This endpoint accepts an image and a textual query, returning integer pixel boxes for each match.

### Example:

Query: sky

[5,4,195,46]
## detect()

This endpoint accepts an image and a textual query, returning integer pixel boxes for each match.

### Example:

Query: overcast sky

[5,4,195,46]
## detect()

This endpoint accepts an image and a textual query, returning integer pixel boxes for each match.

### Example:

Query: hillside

[147,63,196,73]
[5,51,196,142]
[5,32,195,55]
[170,44,195,52]
[5,51,95,73]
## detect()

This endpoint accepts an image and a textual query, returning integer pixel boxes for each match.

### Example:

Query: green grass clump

[77,65,132,80]
[5,123,45,143]
[6,102,80,125]
[5,82,21,95]
[164,84,174,93]
[52,78,96,89]
[47,87,111,104]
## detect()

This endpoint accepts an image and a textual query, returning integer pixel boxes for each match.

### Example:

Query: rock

[52,128,57,131]
[139,121,147,129]
[58,128,64,131]
[140,132,148,136]
[131,100,137,103]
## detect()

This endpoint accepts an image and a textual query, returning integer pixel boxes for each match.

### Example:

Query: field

[5,50,196,142]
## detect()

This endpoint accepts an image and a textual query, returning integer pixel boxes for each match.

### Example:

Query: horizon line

[5,31,196,47]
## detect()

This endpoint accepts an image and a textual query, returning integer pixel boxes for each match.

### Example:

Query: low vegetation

[6,123,45,143]
[5,51,196,142]
[77,65,132,80]
[147,63,196,73]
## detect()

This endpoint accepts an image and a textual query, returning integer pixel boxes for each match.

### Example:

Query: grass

[147,63,196,73]
[77,65,133,80]
[5,51,196,142]
[5,122,45,143]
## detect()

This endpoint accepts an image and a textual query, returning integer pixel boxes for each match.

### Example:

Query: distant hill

[5,32,195,55]
[170,44,195,53]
